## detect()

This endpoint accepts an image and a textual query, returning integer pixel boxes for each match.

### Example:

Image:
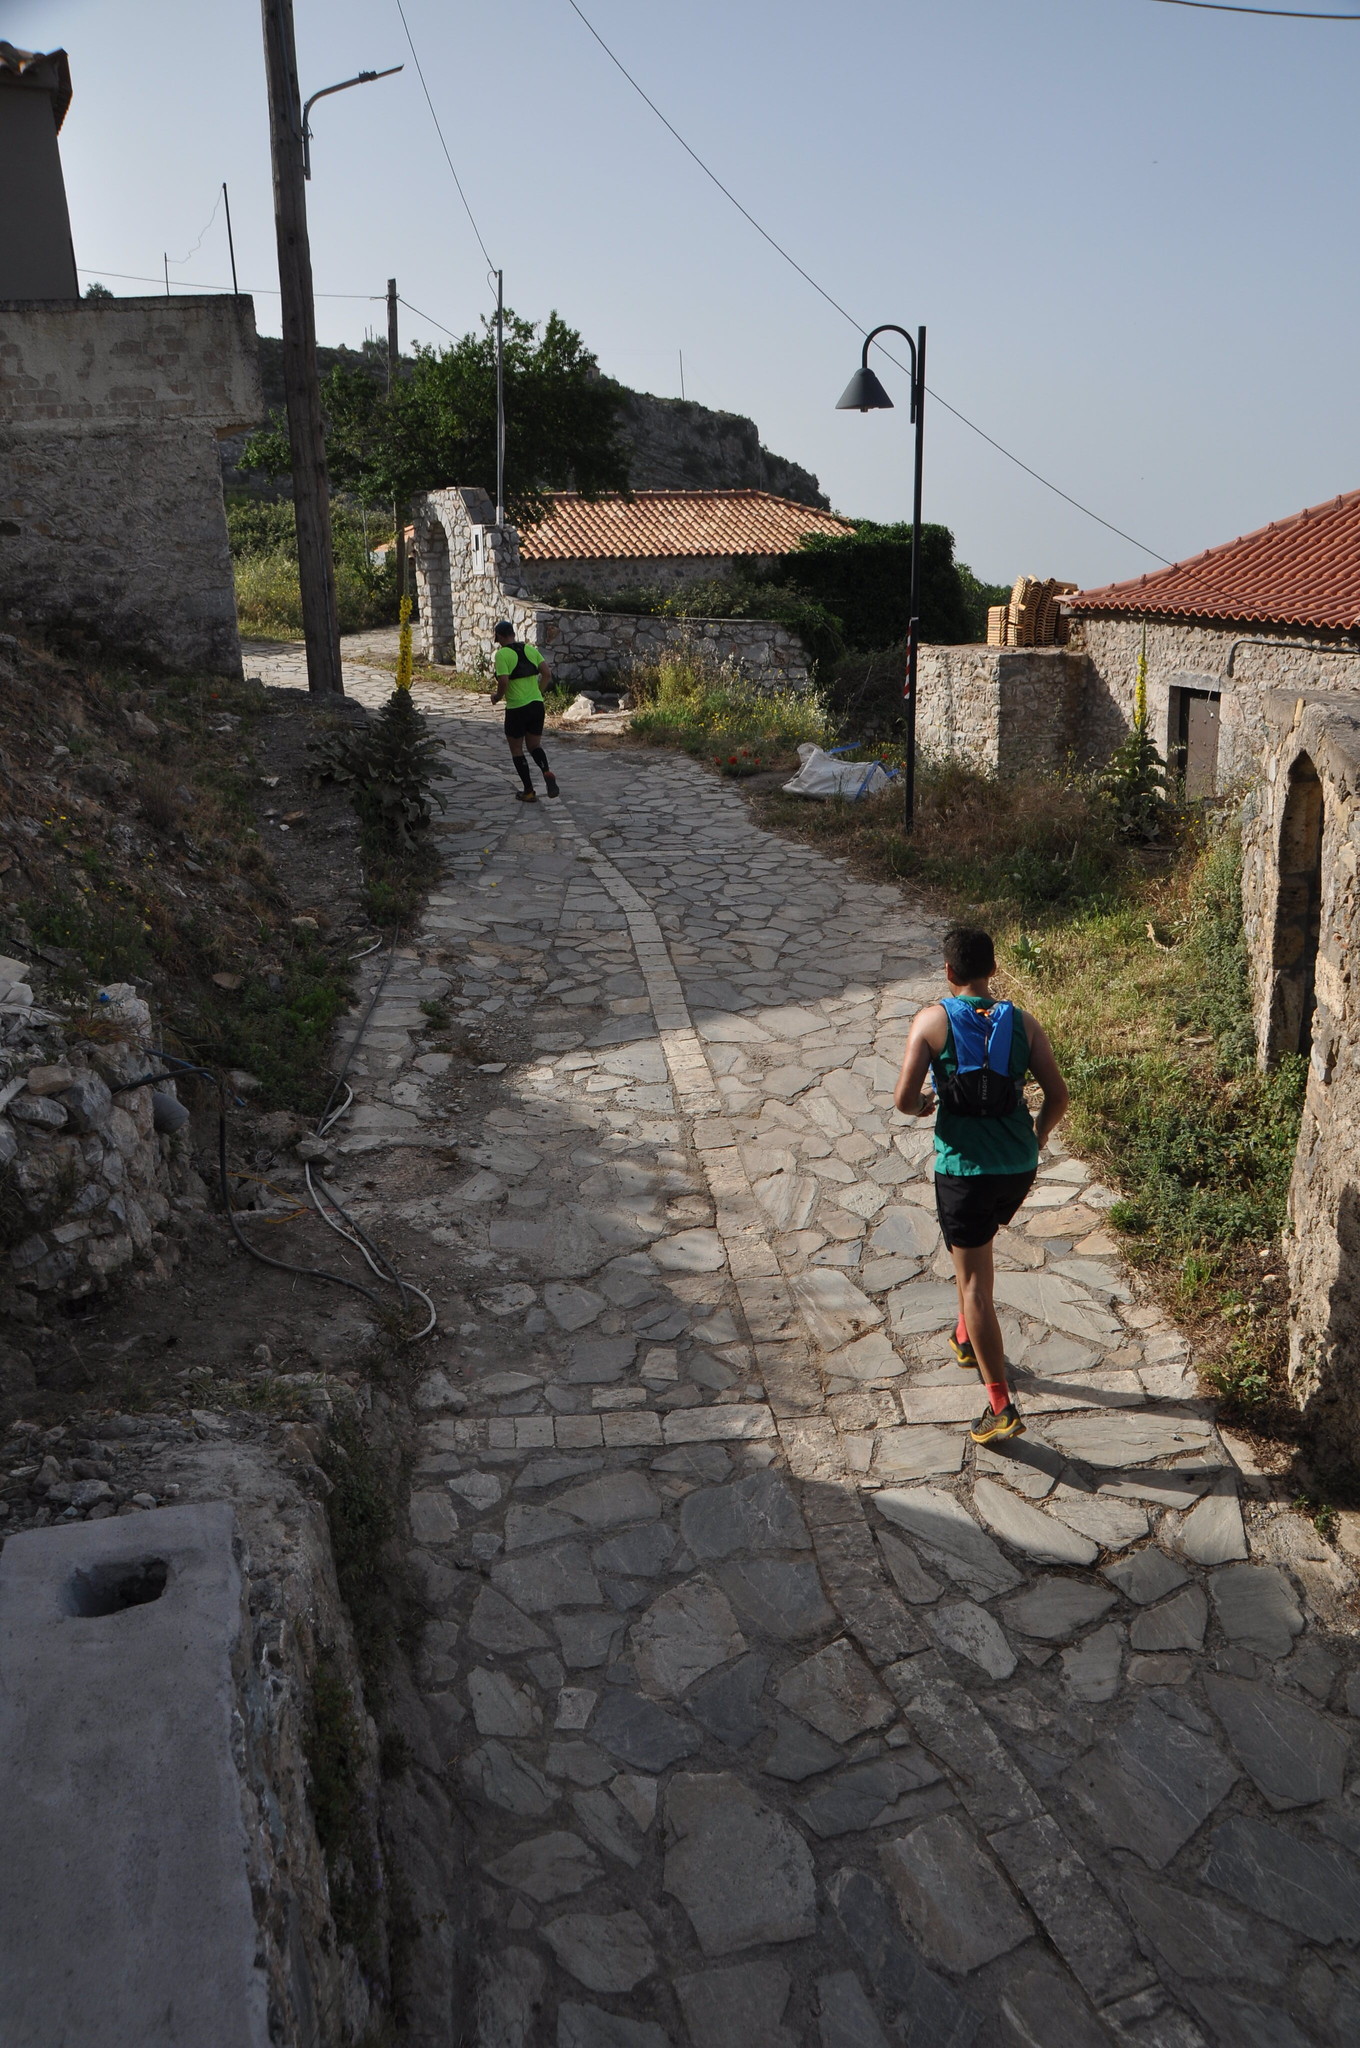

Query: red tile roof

[517,489,853,563]
[1069,488,1360,633]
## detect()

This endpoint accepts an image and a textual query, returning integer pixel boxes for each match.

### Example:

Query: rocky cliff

[223,339,828,507]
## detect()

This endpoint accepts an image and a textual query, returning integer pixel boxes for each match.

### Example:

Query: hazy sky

[7,0,1358,586]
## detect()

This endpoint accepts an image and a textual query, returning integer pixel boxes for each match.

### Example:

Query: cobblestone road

[251,644,1360,2048]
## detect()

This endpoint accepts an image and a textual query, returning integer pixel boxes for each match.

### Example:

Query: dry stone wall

[518,551,757,600]
[1240,690,1360,1466]
[0,965,204,1346]
[915,647,1088,778]
[413,487,811,688]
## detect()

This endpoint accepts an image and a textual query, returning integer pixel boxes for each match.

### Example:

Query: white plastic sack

[782,744,895,801]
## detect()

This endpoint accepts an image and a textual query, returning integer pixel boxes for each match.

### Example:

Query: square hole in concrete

[64,1558,169,1617]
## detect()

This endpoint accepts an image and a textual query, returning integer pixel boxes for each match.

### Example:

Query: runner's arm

[1024,1015,1070,1147]
[893,1005,947,1116]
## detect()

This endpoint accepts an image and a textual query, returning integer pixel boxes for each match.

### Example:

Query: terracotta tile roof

[1069,488,1360,633]
[517,489,853,563]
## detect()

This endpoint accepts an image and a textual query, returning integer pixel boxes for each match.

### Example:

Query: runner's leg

[507,733,534,793]
[950,1241,1009,1408]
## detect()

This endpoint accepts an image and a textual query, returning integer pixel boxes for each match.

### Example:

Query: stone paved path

[249,645,1360,2048]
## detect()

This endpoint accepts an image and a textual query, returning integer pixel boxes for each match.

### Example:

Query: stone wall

[518,550,764,600]
[412,485,811,688]
[1067,613,1360,784]
[915,646,1089,777]
[1240,689,1360,1466]
[1,967,204,1343]
[0,295,262,675]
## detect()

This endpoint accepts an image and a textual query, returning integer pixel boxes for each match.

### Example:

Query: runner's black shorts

[504,700,546,740]
[934,1169,1036,1250]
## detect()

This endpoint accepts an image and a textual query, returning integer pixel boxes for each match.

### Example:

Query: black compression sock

[530,746,550,775]
[513,755,533,791]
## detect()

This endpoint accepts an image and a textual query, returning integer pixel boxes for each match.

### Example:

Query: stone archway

[415,512,453,664]
[1267,751,1325,1063]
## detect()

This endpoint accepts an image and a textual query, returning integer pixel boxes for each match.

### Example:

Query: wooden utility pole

[260,0,343,697]
[387,278,406,602]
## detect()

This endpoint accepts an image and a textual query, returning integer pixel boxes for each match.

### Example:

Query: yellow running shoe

[969,1402,1025,1445]
[950,1329,977,1369]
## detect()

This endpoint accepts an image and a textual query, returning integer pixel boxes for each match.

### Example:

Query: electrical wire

[562,0,1173,564]
[165,188,225,268]
[393,0,497,269]
[76,266,383,301]
[123,1007,438,1336]
[1146,2,1359,16]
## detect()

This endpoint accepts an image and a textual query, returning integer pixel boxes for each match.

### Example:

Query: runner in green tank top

[893,927,1069,1444]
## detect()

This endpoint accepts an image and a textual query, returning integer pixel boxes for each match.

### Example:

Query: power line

[77,265,381,300]
[563,0,1172,564]
[1146,2,1360,16]
[397,294,462,339]
[393,0,496,269]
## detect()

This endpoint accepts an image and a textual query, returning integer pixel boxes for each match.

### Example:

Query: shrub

[309,691,445,853]
[628,644,828,760]
[228,496,398,638]
[1100,640,1168,842]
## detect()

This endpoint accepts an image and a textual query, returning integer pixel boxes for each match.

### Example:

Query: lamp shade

[836,364,894,412]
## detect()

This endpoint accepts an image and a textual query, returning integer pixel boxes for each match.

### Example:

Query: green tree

[240,308,630,523]
[777,520,978,649]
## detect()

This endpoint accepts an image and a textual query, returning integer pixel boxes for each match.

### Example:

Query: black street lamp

[837,323,926,831]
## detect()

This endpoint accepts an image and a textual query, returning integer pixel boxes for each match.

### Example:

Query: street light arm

[302,65,403,177]
[862,324,918,418]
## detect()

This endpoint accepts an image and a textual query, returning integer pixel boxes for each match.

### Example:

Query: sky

[5,0,1359,587]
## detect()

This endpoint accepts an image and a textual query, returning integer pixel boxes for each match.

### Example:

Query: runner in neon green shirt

[491,620,559,803]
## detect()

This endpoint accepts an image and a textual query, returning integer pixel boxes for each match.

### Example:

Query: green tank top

[931,995,1039,1178]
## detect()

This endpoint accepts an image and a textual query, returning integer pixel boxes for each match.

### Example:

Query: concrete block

[0,1502,271,2046]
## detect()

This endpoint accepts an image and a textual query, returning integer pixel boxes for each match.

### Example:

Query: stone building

[412,486,815,688]
[1067,490,1360,794]
[917,489,1360,791]
[0,44,261,676]
[0,42,78,299]
[514,488,852,600]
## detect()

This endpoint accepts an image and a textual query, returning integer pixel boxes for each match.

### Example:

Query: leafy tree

[83,280,114,300]
[776,521,979,649]
[240,309,630,523]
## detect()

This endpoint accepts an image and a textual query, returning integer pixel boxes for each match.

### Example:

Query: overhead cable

[563,0,1172,563]
[393,0,497,269]
[1146,2,1359,17]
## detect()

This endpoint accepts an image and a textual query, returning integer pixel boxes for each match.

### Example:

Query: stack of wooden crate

[986,577,1077,647]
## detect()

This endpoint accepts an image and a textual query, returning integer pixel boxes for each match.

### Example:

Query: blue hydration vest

[937,998,1021,1119]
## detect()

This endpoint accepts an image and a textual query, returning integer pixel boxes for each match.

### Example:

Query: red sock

[986,1382,1011,1414]
[956,1315,970,1346]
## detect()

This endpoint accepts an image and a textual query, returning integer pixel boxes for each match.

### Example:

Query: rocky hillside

[223,337,828,506]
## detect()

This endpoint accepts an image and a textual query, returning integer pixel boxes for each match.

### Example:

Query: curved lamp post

[837,323,926,831]
[302,65,403,179]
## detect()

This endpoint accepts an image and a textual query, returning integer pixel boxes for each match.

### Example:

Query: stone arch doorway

[1268,751,1325,1062]
[416,514,453,663]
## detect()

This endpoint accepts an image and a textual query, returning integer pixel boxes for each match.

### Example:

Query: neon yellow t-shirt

[494,642,545,709]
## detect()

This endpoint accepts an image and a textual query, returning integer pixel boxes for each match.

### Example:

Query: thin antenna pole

[222,181,239,294]
[163,252,170,297]
[495,269,505,526]
[679,349,685,400]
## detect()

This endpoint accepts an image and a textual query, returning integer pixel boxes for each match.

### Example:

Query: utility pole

[259,0,343,698]
[387,278,406,601]
[495,269,506,526]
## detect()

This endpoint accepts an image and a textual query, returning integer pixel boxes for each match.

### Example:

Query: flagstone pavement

[248,642,1360,2048]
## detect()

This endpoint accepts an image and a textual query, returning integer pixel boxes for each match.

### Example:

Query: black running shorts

[934,1169,1036,1250]
[504,700,546,740]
